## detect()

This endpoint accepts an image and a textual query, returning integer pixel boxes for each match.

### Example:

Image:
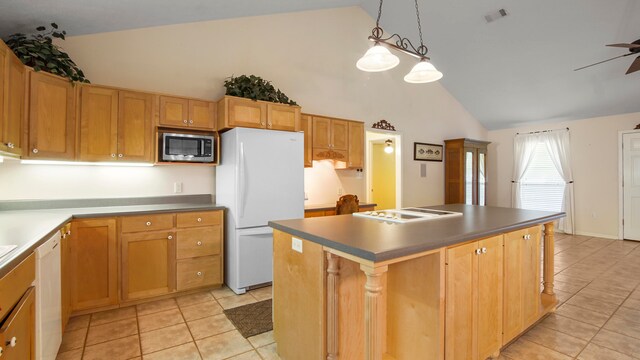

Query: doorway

[620,130,640,241]
[366,131,402,209]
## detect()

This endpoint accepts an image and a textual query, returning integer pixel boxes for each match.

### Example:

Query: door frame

[365,130,403,209]
[618,129,640,240]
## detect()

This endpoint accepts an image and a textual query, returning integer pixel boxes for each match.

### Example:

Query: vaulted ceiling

[1,0,639,130]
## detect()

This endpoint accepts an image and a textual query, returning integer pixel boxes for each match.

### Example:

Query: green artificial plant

[224,75,297,106]
[5,23,90,83]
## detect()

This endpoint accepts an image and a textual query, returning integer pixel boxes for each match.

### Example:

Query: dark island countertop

[0,195,224,278]
[270,204,565,262]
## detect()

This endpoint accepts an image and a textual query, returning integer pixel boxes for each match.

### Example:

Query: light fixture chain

[376,0,384,27]
[414,0,424,47]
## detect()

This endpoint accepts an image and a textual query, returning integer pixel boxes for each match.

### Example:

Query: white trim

[573,231,620,240]
[618,129,640,240]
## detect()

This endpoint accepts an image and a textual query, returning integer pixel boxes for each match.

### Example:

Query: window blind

[519,143,565,212]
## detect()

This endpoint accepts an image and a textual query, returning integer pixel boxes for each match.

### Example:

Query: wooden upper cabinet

[0,44,5,152]
[331,119,348,151]
[311,116,331,149]
[69,218,118,312]
[301,114,312,167]
[348,121,364,168]
[267,103,300,131]
[118,91,153,162]
[26,71,75,160]
[160,96,215,130]
[0,49,26,157]
[217,96,300,132]
[79,86,118,162]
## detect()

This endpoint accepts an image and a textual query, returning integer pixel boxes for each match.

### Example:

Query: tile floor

[57,234,640,360]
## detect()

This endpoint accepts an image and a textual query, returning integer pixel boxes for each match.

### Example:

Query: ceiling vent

[485,9,508,23]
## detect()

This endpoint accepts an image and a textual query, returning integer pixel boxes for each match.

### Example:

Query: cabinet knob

[183,120,188,124]
[189,120,194,124]
[260,121,265,126]
[167,235,173,240]
[118,154,123,158]
[111,154,116,158]
[197,217,202,222]
[0,345,3,356]
[481,247,487,254]
[7,337,16,348]
[196,241,202,246]
[67,230,71,235]
[196,271,203,277]
[146,221,152,226]
[32,148,39,154]
[475,249,481,255]
[6,143,14,149]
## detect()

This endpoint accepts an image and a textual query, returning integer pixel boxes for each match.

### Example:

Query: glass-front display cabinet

[444,138,490,205]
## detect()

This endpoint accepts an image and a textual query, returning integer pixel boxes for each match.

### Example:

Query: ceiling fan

[574,39,640,74]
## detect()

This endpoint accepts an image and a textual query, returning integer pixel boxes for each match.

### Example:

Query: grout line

[135,304,143,359]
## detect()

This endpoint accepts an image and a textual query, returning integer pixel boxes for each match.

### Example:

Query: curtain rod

[516,127,569,136]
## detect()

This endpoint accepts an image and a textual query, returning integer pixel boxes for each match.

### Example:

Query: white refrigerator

[216,127,304,294]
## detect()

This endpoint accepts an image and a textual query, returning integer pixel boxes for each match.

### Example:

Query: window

[519,143,565,212]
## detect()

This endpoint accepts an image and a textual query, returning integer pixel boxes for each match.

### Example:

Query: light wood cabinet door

[226,96,266,129]
[445,241,477,360]
[121,230,176,300]
[301,114,312,167]
[312,116,331,150]
[1,51,26,156]
[118,91,153,162]
[503,226,541,344]
[159,96,189,128]
[331,119,348,151]
[79,86,118,162]
[26,71,75,160]
[0,287,35,360]
[348,121,364,168]
[189,100,215,130]
[70,219,118,311]
[477,235,503,360]
[267,103,300,131]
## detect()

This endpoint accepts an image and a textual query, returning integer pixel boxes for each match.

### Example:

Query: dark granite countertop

[304,202,377,212]
[270,204,565,262]
[0,195,224,278]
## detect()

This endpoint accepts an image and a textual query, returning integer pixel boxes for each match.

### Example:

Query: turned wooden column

[542,222,558,307]
[326,252,340,360]
[361,264,388,360]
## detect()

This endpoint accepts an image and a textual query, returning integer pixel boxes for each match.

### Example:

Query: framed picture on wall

[414,142,443,162]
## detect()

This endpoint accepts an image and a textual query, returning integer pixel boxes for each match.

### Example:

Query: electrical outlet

[174,182,183,193]
[292,237,303,253]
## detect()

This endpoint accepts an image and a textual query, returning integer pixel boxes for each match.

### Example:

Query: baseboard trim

[570,231,619,240]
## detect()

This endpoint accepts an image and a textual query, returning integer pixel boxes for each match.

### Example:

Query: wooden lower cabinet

[503,226,541,344]
[446,235,503,360]
[177,256,221,291]
[0,287,35,360]
[69,218,118,312]
[121,230,176,300]
[304,204,375,218]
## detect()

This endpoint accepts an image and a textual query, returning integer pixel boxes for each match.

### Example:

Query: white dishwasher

[35,230,62,360]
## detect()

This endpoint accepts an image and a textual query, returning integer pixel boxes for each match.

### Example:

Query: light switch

[420,163,427,178]
[174,182,183,193]
[292,237,303,253]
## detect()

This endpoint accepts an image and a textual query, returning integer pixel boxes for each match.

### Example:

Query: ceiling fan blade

[606,43,640,48]
[574,53,632,71]
[627,56,640,74]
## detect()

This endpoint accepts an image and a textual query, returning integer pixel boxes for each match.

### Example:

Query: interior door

[237,227,274,288]
[624,132,640,240]
[236,128,304,228]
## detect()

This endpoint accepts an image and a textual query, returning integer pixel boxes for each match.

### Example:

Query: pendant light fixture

[384,139,394,154]
[357,0,443,83]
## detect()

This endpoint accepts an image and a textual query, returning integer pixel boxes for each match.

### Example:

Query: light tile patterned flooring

[57,234,640,360]
[56,286,278,360]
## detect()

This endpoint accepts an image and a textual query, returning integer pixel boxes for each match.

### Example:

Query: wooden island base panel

[269,205,564,360]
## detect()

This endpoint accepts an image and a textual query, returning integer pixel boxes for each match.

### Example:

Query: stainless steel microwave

[161,132,216,163]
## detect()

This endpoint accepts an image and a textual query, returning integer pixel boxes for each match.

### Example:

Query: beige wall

[1,7,486,204]
[487,112,640,238]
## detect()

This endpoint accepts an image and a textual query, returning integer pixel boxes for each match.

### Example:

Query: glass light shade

[384,145,394,154]
[404,60,443,83]
[356,44,400,72]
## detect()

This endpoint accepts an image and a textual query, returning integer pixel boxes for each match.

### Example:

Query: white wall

[48,6,486,207]
[487,112,640,238]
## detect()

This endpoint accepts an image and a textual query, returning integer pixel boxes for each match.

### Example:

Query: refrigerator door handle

[239,141,246,218]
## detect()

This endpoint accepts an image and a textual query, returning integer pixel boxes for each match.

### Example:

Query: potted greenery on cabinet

[217,75,301,132]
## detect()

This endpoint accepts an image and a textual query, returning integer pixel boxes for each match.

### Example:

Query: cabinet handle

[32,148,39,154]
[196,241,202,246]
[196,271,203,276]
[146,221,152,226]
[67,230,71,236]
[197,217,202,222]
[7,337,16,348]
[183,120,188,124]
[167,235,173,240]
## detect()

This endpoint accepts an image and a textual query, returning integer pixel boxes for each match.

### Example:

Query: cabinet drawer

[176,256,221,291]
[121,214,174,233]
[0,287,35,360]
[177,227,221,259]
[177,211,222,228]
[504,225,541,242]
[0,253,35,321]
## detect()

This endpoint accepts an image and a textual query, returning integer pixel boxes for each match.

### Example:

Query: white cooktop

[353,208,463,223]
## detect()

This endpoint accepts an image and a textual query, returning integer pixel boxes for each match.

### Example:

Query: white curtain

[542,131,575,234]
[511,133,539,208]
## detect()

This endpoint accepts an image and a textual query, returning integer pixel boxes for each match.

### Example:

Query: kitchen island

[269,204,565,360]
